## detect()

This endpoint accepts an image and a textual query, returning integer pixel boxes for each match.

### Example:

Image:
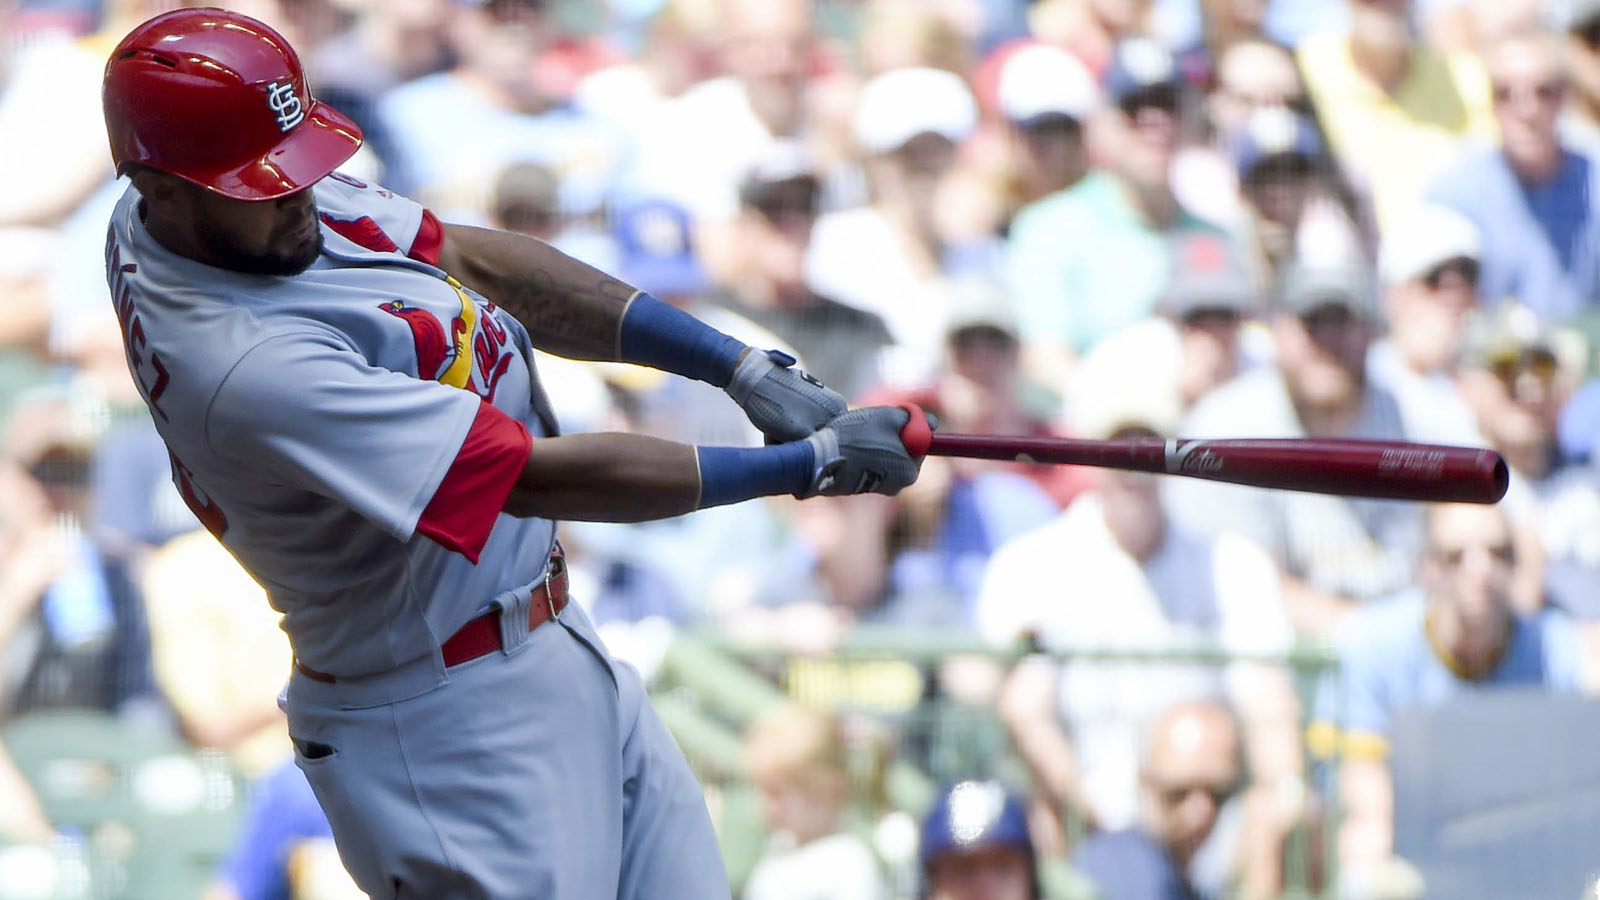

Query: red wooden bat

[895,408,1508,504]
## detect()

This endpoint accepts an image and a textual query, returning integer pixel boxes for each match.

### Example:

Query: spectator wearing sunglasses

[1367,204,1486,446]
[1072,699,1260,900]
[1309,502,1583,897]
[719,141,893,401]
[1005,38,1224,394]
[1458,303,1600,620]
[1168,257,1428,638]
[1428,28,1600,327]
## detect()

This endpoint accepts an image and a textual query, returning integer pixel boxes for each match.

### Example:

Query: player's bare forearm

[436,223,633,360]
[505,433,702,522]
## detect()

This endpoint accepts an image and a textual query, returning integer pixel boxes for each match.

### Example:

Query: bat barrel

[922,433,1509,504]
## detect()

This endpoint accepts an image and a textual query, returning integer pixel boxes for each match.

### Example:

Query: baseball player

[99,8,927,899]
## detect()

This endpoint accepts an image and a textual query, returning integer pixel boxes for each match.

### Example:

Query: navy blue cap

[920,780,1033,868]
[1231,107,1325,178]
[610,198,711,300]
[1103,37,1180,107]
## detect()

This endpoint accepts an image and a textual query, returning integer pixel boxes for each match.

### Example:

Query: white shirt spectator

[976,492,1292,829]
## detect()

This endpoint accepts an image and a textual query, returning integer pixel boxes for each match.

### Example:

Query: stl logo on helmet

[266,80,304,132]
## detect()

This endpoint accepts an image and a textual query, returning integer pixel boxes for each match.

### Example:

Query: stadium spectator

[1172,39,1321,231]
[854,280,1085,619]
[1367,204,1485,445]
[0,392,159,722]
[989,43,1100,230]
[627,0,839,287]
[1562,0,1600,156]
[1072,699,1258,900]
[1005,37,1222,389]
[1072,231,1270,422]
[742,703,890,900]
[1224,107,1367,285]
[716,141,893,401]
[919,780,1038,900]
[1457,304,1599,618]
[1296,0,1494,235]
[1427,28,1600,327]
[140,529,294,778]
[1309,502,1584,896]
[375,0,627,224]
[1168,257,1427,637]
[977,375,1301,888]
[806,66,990,388]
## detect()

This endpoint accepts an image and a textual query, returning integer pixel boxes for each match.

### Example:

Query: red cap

[103,7,362,201]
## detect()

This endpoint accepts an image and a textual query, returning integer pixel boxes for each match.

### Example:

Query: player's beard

[200,222,324,276]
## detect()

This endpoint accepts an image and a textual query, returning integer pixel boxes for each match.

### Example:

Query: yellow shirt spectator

[142,529,292,778]
[1298,32,1496,235]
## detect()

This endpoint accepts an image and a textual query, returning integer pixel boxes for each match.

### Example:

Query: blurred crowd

[2,0,1600,897]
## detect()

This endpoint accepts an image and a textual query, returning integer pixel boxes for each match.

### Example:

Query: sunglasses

[1491,80,1566,106]
[745,180,820,224]
[1421,257,1479,290]
[1431,542,1516,567]
[1118,85,1181,119]
[1180,306,1243,329]
[1019,114,1084,141]
[1487,347,1558,385]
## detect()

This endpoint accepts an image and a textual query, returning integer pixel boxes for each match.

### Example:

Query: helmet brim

[195,100,364,201]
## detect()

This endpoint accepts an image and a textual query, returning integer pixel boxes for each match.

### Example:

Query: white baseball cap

[1379,205,1482,286]
[997,43,1100,125]
[854,67,978,154]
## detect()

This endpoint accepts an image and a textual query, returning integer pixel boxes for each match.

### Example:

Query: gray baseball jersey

[105,172,557,677]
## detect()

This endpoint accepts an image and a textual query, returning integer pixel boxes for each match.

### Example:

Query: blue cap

[1231,107,1324,178]
[920,780,1034,868]
[610,198,711,300]
[1103,37,1180,107]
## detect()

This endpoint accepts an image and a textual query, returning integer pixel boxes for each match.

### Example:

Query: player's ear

[127,164,180,202]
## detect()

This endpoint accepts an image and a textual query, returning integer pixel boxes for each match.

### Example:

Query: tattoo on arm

[445,225,635,360]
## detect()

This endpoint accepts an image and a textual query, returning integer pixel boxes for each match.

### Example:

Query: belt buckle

[543,561,561,622]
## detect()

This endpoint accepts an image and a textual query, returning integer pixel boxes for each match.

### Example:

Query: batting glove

[798,406,929,498]
[726,348,847,444]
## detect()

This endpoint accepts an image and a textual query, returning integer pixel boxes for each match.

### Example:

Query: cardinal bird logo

[380,300,453,381]
[379,282,478,389]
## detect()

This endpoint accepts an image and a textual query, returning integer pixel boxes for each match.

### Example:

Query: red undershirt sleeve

[407,209,445,266]
[417,400,532,563]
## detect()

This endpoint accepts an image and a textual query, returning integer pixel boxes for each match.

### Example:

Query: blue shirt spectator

[215,761,342,900]
[1428,146,1600,324]
[1427,31,1600,325]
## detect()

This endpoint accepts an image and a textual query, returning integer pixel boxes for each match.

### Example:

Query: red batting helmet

[102,7,362,201]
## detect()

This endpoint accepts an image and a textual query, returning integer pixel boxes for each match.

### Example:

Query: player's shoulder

[312,171,413,215]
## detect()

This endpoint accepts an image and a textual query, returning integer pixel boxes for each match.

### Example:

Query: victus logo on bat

[1164,440,1224,475]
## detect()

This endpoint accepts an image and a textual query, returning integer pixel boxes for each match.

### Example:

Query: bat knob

[898,403,934,457]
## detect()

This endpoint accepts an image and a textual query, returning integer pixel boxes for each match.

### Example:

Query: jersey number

[168,449,229,539]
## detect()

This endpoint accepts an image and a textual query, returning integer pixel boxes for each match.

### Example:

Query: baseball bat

[895,408,1508,504]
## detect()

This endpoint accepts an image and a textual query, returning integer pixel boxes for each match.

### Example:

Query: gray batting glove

[798,406,924,498]
[726,348,847,444]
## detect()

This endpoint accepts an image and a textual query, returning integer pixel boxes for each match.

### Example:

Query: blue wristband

[696,443,814,509]
[618,292,747,388]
